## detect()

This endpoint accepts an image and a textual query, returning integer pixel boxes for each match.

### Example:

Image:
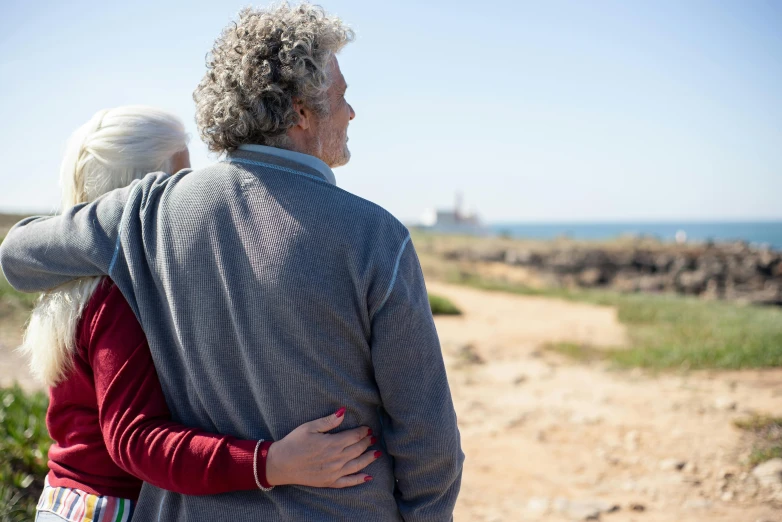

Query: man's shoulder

[317,184,411,252]
[176,160,410,242]
[329,185,405,230]
[235,157,409,237]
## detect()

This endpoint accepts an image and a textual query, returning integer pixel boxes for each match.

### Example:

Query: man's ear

[293,99,311,131]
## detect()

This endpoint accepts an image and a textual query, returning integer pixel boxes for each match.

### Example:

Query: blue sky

[1,0,780,223]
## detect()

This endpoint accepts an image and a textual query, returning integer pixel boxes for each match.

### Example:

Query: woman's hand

[265,407,380,488]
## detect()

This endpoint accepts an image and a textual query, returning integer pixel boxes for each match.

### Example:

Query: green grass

[452,274,782,370]
[0,386,51,521]
[733,414,782,467]
[429,294,462,315]
[0,235,39,315]
[0,235,38,350]
[0,275,38,312]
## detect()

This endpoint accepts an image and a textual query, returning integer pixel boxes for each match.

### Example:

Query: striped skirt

[36,479,134,522]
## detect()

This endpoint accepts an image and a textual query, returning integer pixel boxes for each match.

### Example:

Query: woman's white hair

[21,105,188,386]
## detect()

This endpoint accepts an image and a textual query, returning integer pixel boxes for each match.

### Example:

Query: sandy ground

[427,282,782,522]
[0,323,38,391]
[2,282,781,520]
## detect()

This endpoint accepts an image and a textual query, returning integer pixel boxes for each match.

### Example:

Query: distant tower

[454,192,463,222]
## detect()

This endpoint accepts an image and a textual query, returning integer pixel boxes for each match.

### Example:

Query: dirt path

[428,282,782,522]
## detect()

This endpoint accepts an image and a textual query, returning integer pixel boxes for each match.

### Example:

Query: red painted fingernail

[364,476,373,482]
[367,428,373,436]
[374,451,382,459]
[370,436,377,445]
[335,407,346,418]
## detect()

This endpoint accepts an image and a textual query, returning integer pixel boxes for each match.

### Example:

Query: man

[1,4,463,521]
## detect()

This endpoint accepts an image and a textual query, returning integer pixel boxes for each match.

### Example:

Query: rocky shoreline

[440,241,782,306]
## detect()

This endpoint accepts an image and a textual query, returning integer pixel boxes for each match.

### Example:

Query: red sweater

[46,280,260,499]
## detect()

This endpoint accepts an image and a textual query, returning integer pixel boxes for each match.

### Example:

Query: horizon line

[2,209,782,225]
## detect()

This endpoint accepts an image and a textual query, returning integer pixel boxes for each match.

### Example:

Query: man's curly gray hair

[193,3,354,153]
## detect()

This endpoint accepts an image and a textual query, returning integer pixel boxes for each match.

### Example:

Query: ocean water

[490,222,782,250]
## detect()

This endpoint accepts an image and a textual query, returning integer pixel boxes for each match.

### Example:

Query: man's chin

[330,149,351,168]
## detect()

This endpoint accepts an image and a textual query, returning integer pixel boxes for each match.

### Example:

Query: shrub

[429,294,462,315]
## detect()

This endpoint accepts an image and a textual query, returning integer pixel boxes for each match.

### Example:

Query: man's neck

[235,144,337,186]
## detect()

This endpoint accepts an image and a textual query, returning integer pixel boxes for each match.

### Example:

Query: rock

[742,281,782,306]
[752,458,782,487]
[491,242,782,304]
[660,458,687,472]
[720,490,734,502]
[701,278,722,300]
[577,267,603,287]
[505,249,541,266]
[507,414,527,428]
[525,497,550,515]
[631,250,657,272]
[670,254,694,275]
[457,344,485,365]
[720,466,739,479]
[654,254,674,272]
[714,397,737,411]
[612,272,639,292]
[637,274,668,292]
[549,250,585,274]
[699,254,726,276]
[677,270,710,294]
[512,375,527,385]
[629,503,646,512]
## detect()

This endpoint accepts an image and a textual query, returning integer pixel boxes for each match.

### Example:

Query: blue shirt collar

[237,144,337,186]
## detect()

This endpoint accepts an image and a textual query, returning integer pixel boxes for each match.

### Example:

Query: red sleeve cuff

[226,438,260,491]
[258,440,275,489]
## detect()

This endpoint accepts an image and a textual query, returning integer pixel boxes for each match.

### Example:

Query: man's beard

[320,129,350,168]
[332,144,350,168]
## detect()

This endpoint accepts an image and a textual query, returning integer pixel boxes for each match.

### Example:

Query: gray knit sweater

[0,147,463,521]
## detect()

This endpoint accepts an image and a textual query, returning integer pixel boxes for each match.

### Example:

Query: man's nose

[348,103,356,121]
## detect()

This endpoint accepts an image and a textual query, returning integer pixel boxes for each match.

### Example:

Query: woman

[22,106,379,522]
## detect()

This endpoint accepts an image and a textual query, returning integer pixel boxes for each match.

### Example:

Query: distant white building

[419,193,485,235]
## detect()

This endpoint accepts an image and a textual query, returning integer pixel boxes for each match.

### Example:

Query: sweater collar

[234,144,337,186]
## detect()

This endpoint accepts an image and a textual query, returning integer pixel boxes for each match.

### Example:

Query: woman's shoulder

[81,278,143,349]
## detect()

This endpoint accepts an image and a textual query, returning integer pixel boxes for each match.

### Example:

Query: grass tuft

[733,415,782,432]
[733,414,782,467]
[429,294,462,316]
